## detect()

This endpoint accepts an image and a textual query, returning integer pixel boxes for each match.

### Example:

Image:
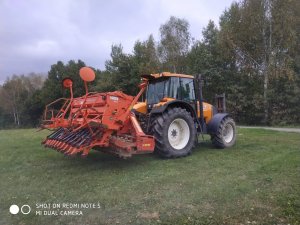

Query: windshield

[146,77,195,105]
[146,78,168,105]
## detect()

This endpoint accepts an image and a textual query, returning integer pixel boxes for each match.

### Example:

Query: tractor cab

[142,72,196,112]
[146,76,195,108]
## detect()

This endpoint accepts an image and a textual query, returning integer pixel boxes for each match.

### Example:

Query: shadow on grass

[43,149,158,172]
[40,139,220,175]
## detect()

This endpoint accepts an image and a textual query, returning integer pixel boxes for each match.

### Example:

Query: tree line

[0,0,299,128]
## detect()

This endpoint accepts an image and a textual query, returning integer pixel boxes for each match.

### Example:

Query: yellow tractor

[42,68,236,158]
[133,72,236,158]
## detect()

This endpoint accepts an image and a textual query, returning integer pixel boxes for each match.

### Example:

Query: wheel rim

[222,123,234,143]
[168,118,190,150]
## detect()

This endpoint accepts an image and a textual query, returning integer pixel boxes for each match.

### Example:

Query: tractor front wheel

[152,107,196,158]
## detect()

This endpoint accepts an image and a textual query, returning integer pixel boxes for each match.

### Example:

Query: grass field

[0,128,299,225]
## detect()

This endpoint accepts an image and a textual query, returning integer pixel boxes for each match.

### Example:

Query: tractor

[41,67,236,158]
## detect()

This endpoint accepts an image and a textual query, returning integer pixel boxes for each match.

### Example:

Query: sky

[0,0,234,83]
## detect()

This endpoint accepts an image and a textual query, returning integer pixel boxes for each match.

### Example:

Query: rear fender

[150,100,197,119]
[207,113,229,134]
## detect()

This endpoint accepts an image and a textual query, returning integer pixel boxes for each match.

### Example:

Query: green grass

[0,128,299,225]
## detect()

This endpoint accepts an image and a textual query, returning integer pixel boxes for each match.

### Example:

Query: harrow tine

[75,133,91,148]
[51,129,72,150]
[68,129,88,145]
[63,130,83,146]
[43,128,64,147]
[43,126,99,158]
[60,129,86,153]
[64,146,81,156]
[50,128,64,140]
[63,147,74,155]
[64,130,90,156]
[76,129,101,156]
[81,131,92,144]
[61,144,71,153]
[55,132,76,152]
[62,145,72,153]
[61,130,78,142]
[48,128,63,139]
[80,139,93,157]
[81,146,92,158]
[56,141,65,150]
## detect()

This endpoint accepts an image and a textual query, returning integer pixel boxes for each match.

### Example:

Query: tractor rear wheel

[211,116,236,148]
[152,107,196,158]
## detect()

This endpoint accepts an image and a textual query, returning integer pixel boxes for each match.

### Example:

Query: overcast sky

[0,0,234,83]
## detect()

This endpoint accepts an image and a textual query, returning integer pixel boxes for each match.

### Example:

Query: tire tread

[151,107,196,158]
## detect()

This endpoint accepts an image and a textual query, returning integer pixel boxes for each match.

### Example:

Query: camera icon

[9,205,31,215]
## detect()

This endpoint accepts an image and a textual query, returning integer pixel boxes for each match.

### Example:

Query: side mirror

[79,67,95,82]
[62,78,73,88]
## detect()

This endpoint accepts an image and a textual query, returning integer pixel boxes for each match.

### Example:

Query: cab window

[179,78,195,101]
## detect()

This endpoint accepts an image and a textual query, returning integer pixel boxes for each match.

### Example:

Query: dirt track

[238,126,300,133]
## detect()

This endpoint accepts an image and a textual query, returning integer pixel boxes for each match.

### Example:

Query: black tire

[152,107,196,158]
[211,116,236,148]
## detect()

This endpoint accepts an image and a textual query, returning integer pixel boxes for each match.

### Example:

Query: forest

[0,0,299,128]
